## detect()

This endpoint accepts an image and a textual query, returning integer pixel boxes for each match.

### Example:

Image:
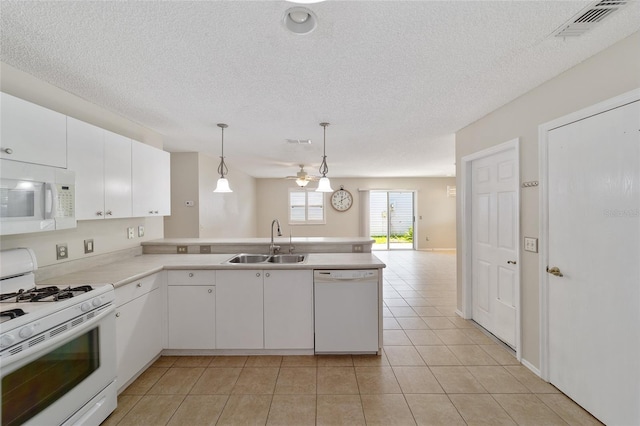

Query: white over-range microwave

[0,159,76,235]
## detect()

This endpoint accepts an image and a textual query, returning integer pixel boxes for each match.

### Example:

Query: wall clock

[331,185,353,212]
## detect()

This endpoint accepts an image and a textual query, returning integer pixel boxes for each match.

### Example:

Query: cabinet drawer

[167,270,215,286]
[115,273,161,307]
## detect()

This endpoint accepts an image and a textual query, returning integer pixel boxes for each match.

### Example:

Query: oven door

[0,304,116,426]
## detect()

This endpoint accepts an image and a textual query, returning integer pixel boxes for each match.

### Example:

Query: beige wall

[165,152,258,238]
[256,177,456,250]
[455,31,640,369]
[0,63,167,267]
[164,153,200,238]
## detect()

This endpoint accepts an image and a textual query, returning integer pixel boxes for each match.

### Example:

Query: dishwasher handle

[314,270,378,281]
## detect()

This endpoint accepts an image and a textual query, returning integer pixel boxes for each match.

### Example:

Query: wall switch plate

[138,225,145,237]
[524,237,538,253]
[177,245,188,254]
[199,245,211,254]
[185,200,195,207]
[84,239,94,254]
[127,227,135,239]
[56,243,68,260]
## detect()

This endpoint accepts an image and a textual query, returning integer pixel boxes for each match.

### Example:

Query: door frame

[538,88,640,381]
[460,138,521,360]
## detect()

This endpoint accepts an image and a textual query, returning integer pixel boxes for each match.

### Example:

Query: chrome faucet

[270,219,282,255]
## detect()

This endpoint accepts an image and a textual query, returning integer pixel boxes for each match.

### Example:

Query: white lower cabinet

[167,271,216,349]
[216,269,314,350]
[215,270,264,349]
[264,270,314,349]
[114,273,163,392]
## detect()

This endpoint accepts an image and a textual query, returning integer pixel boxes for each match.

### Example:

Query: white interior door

[471,147,519,348]
[547,99,640,425]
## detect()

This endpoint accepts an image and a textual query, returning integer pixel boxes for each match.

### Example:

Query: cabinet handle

[189,273,194,277]
[115,312,121,318]
[256,273,261,277]
[96,211,103,216]
[154,210,159,214]
[2,148,13,154]
[265,273,270,278]
[106,210,113,216]
[136,282,142,287]
[148,210,154,214]
[208,289,213,294]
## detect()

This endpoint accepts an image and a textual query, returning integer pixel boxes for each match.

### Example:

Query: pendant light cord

[217,123,229,178]
[319,122,330,177]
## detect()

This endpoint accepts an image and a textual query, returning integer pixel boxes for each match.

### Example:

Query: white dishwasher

[314,269,379,354]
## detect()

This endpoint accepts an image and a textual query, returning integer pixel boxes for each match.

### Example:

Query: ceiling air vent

[286,139,312,145]
[553,0,629,37]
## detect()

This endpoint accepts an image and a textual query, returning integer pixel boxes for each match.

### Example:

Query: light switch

[524,237,538,253]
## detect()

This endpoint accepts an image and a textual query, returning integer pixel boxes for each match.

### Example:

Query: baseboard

[521,358,542,377]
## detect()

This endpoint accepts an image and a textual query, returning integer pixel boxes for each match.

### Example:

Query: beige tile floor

[103,250,602,425]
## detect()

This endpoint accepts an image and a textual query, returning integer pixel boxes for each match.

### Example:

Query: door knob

[547,266,564,277]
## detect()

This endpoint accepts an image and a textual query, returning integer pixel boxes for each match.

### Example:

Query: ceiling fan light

[296,178,310,187]
[214,177,232,193]
[316,176,333,192]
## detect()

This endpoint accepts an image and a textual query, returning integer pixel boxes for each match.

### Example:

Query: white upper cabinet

[0,92,67,168]
[67,117,132,220]
[103,130,132,218]
[131,140,170,217]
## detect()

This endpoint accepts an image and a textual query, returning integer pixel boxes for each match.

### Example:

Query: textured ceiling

[1,1,639,178]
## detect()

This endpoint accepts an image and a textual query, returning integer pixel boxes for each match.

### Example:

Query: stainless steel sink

[226,254,271,264]
[267,254,307,264]
[224,253,307,264]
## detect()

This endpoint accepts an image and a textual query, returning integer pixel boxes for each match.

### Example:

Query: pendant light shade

[316,122,333,192]
[213,123,233,193]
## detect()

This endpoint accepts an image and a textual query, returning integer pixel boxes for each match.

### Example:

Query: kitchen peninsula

[38,240,385,393]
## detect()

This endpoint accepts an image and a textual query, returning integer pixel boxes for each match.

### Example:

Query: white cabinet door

[67,117,105,220]
[115,287,162,391]
[132,140,171,217]
[104,130,132,218]
[264,270,313,349]
[216,270,264,349]
[0,92,67,168]
[168,286,215,349]
[68,119,132,220]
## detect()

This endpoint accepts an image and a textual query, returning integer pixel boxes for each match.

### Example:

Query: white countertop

[38,253,386,289]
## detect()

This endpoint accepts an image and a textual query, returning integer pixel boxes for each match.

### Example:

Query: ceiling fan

[285,165,320,187]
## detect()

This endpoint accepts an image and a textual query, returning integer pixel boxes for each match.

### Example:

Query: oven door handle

[2,304,115,371]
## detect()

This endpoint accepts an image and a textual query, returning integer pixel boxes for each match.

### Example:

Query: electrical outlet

[524,237,538,253]
[138,225,145,237]
[185,200,195,207]
[352,244,363,253]
[56,243,68,260]
[127,227,135,239]
[177,245,188,254]
[84,239,94,254]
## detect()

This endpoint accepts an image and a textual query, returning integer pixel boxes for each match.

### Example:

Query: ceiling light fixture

[213,123,232,193]
[316,122,333,193]
[295,165,311,187]
[283,6,317,35]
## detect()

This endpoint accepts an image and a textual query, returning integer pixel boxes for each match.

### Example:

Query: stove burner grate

[0,308,26,320]
[0,285,95,303]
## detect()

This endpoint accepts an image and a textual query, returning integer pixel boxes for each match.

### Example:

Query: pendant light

[213,123,232,193]
[316,122,334,192]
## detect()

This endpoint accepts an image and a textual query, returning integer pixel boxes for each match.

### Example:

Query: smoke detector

[553,1,630,37]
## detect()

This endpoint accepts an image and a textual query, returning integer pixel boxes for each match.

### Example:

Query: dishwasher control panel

[314,270,378,280]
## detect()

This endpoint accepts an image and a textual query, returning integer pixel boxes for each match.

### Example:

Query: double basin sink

[225,253,307,264]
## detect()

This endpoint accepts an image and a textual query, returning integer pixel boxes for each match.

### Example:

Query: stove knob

[19,325,34,339]
[92,297,103,307]
[0,333,16,348]
[81,302,92,312]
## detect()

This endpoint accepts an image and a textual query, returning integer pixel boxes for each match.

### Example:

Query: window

[289,189,325,224]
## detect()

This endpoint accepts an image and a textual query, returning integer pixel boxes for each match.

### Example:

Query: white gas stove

[0,248,117,426]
